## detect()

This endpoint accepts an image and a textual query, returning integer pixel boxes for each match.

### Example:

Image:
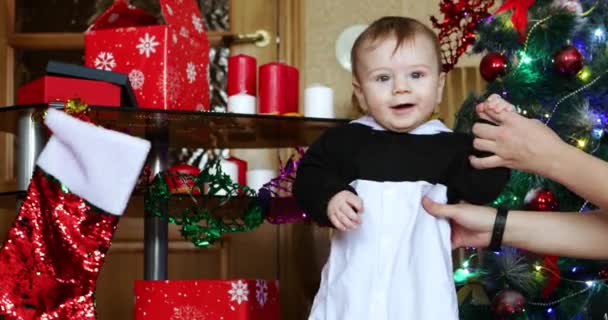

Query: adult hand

[470,95,565,176]
[422,197,496,249]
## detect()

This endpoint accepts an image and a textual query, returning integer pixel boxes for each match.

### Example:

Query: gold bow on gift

[65,98,90,114]
[32,98,91,123]
[457,277,490,305]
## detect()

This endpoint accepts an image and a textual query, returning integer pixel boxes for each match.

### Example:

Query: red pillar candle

[258,62,288,114]
[227,54,257,96]
[284,65,299,114]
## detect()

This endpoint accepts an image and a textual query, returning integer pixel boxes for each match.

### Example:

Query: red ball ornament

[554,46,584,76]
[492,289,526,318]
[480,52,508,81]
[524,188,559,211]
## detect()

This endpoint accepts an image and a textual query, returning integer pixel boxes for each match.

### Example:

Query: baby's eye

[375,75,390,82]
[411,72,425,79]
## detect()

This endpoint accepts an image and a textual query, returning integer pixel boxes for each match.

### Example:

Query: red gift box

[84,0,210,111]
[134,279,280,320]
[16,75,121,106]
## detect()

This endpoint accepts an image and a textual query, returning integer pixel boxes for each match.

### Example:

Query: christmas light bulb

[578,66,592,81]
[577,139,587,149]
[594,28,606,42]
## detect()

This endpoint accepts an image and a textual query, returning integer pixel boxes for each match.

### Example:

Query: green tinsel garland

[145,159,264,247]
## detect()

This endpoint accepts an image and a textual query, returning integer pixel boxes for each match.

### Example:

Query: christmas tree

[433,0,608,319]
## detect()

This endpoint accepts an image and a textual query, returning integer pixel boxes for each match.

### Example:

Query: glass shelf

[0,104,349,148]
[0,190,301,220]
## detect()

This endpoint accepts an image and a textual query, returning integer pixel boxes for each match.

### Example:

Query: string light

[577,138,588,149]
[592,127,604,140]
[594,27,606,42]
[545,69,608,125]
[578,66,592,81]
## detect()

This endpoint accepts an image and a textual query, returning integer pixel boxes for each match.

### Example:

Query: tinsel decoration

[145,158,263,248]
[430,0,496,72]
[260,147,310,224]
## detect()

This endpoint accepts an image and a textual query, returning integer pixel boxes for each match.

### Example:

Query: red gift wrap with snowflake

[134,279,280,319]
[84,0,210,110]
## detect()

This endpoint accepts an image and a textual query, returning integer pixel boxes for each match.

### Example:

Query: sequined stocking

[0,169,118,319]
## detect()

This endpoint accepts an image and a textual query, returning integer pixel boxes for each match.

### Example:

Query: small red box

[165,163,202,195]
[84,0,210,110]
[134,279,280,320]
[17,76,121,106]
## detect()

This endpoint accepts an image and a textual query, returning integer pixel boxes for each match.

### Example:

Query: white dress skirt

[308,180,458,320]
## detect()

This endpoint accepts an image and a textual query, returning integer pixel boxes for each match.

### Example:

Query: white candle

[227,93,256,114]
[246,169,276,193]
[207,158,239,196]
[304,84,334,118]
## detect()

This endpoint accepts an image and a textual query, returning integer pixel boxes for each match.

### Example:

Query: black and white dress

[294,116,510,320]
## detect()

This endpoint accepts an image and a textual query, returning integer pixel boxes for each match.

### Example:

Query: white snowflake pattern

[172,33,178,44]
[136,33,160,58]
[192,14,204,33]
[228,280,249,305]
[165,4,174,16]
[128,69,145,90]
[159,68,182,104]
[179,26,189,38]
[169,305,205,320]
[186,62,197,83]
[94,52,116,71]
[255,280,268,307]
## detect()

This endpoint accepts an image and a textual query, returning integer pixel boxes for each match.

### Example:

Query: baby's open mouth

[391,103,415,110]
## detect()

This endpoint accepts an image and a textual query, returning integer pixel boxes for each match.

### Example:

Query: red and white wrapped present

[84,0,210,111]
[134,279,280,319]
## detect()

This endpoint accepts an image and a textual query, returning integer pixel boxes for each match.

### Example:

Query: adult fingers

[469,154,506,169]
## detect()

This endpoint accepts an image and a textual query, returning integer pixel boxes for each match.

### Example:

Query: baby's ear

[352,80,367,112]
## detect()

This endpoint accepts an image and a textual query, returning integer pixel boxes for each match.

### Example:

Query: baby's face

[353,35,445,132]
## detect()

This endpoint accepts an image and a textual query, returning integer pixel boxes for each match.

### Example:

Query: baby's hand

[327,190,363,231]
[476,94,516,124]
